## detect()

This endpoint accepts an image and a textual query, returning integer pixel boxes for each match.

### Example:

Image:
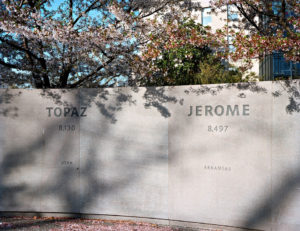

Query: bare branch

[72,0,104,26]
[70,57,114,88]
[0,59,18,69]
[0,37,40,60]
[19,0,25,8]
[234,3,263,34]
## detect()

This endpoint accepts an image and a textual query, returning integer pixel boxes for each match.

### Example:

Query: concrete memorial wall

[0,80,299,231]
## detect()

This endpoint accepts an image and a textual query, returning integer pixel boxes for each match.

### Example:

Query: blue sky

[49,0,64,11]
[46,0,105,23]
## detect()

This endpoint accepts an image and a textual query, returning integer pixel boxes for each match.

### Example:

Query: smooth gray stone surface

[0,89,81,212]
[39,90,81,213]
[0,90,44,212]
[271,81,300,230]
[0,81,299,231]
[167,83,272,230]
[79,87,168,218]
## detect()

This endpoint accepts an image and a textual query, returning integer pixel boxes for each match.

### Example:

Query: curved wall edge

[0,80,299,231]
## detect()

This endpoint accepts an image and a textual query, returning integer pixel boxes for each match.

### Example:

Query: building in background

[189,0,299,80]
[189,0,260,78]
[260,53,300,80]
[259,1,300,80]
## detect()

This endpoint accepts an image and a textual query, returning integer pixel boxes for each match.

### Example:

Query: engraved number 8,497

[208,125,228,132]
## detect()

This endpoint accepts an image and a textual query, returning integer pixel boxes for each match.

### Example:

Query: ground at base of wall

[0,216,235,231]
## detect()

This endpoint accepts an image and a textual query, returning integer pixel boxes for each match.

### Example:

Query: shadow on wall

[0,90,22,118]
[181,80,300,114]
[243,169,300,229]
[272,80,300,113]
[0,80,299,118]
[0,86,172,229]
[0,80,299,230]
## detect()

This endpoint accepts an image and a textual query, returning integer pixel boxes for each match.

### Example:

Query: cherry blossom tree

[0,0,179,88]
[210,0,300,63]
[1,0,298,88]
[137,0,299,80]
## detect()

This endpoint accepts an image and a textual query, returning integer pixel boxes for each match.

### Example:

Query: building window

[296,63,300,77]
[228,5,238,21]
[272,1,281,16]
[227,36,235,52]
[273,53,292,77]
[228,44,236,52]
[202,7,212,26]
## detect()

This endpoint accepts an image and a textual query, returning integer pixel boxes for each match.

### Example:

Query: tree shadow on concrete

[0,90,22,118]
[143,87,177,118]
[242,169,300,230]
[182,80,300,114]
[0,80,299,230]
[174,80,300,230]
[0,81,299,119]
[272,80,300,114]
[0,86,170,229]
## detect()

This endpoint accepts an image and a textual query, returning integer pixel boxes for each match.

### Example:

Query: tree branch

[59,66,72,87]
[19,0,25,8]
[0,59,18,69]
[243,0,278,19]
[139,1,173,18]
[70,57,114,87]
[0,37,40,60]
[69,0,73,24]
[72,0,103,26]
[234,3,264,34]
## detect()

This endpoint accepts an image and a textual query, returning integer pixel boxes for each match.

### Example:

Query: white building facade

[187,0,299,80]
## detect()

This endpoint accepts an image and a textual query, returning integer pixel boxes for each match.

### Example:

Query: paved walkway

[0,217,224,231]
